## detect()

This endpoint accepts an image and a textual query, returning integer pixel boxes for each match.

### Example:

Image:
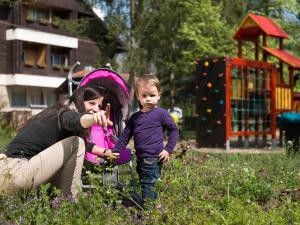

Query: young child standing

[113,74,179,208]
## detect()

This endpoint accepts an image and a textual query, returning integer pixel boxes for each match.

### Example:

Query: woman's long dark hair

[24,84,111,142]
[57,84,111,140]
[60,84,110,114]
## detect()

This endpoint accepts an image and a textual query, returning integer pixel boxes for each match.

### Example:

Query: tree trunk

[169,41,176,108]
[170,72,175,108]
[128,0,137,115]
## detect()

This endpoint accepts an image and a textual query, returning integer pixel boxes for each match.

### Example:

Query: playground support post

[270,67,277,148]
[225,62,231,150]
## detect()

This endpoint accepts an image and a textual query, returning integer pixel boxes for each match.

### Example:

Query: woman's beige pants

[0,136,85,198]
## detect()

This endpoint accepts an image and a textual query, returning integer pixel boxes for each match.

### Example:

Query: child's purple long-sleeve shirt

[113,107,179,157]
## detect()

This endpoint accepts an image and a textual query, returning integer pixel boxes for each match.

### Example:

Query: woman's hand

[92,103,113,127]
[80,103,113,128]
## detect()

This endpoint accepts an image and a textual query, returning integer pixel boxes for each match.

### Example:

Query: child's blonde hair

[135,74,161,96]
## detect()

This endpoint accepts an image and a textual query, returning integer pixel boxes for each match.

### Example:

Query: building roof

[72,69,91,78]
[263,47,300,69]
[234,13,289,41]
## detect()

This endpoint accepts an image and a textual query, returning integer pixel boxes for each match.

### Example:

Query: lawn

[1,146,300,224]
[0,120,13,152]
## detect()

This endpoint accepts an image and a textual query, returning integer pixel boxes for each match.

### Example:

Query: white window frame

[51,54,68,67]
[9,87,57,109]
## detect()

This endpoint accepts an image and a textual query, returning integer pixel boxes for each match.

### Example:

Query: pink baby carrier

[78,68,131,165]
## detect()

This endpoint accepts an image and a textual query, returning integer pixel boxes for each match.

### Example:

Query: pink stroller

[68,65,133,187]
[79,69,131,165]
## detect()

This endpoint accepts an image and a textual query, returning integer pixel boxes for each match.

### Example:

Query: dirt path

[178,140,285,154]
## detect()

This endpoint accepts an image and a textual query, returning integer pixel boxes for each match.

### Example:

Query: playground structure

[195,13,300,149]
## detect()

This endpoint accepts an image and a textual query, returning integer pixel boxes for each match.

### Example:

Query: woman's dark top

[6,108,93,159]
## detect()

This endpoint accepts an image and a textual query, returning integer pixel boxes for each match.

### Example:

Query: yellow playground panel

[275,87,292,111]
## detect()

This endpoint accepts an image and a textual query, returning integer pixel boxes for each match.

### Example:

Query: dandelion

[243,168,249,173]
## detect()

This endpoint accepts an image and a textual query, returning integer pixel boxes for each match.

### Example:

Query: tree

[85,0,236,111]
[85,0,150,112]
[138,0,186,108]
[86,0,300,113]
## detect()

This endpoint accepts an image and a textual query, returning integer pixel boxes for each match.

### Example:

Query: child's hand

[159,150,170,162]
[104,149,119,160]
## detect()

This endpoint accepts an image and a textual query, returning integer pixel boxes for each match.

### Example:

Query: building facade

[0,0,107,114]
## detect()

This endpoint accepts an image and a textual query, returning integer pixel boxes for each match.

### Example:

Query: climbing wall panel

[195,57,226,147]
[195,57,276,148]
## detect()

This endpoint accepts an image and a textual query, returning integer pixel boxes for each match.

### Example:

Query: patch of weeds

[285,140,300,157]
[0,115,13,151]
[230,167,272,203]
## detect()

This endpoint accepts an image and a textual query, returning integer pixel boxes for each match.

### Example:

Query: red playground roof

[234,13,289,40]
[263,47,300,69]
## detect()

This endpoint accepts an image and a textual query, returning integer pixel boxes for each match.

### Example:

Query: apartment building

[0,0,117,114]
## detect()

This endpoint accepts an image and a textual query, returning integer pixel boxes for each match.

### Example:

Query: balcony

[25,6,70,29]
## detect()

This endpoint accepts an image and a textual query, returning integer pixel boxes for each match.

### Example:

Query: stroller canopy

[79,69,130,120]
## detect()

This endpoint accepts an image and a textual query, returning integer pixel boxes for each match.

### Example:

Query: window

[0,5,10,20]
[10,88,57,108]
[23,43,46,68]
[23,45,35,66]
[26,6,50,23]
[51,47,69,68]
[11,88,26,107]
[45,92,57,106]
[37,9,49,21]
[26,7,37,21]
[28,89,43,106]
[51,54,68,67]
[52,9,70,26]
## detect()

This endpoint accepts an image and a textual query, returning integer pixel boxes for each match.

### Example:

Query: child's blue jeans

[136,157,162,203]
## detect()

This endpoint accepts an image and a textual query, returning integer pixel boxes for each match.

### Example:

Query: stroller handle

[68,61,81,96]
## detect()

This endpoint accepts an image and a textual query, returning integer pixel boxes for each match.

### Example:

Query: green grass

[0,121,13,152]
[1,149,300,224]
